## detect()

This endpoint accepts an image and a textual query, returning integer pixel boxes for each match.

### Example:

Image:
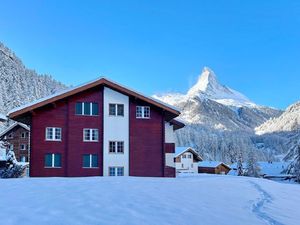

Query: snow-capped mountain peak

[187,67,223,96]
[186,67,256,108]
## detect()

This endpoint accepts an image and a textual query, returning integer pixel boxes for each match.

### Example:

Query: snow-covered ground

[0,175,299,225]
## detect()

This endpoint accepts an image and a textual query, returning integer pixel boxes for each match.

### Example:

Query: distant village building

[198,161,231,175]
[0,122,30,163]
[174,147,203,173]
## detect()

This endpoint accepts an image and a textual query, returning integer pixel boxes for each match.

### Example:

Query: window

[44,153,61,168]
[21,132,29,138]
[83,154,98,168]
[109,104,124,116]
[109,141,124,153]
[191,164,193,168]
[109,167,124,176]
[20,156,27,162]
[7,133,13,139]
[75,102,99,116]
[20,144,26,150]
[182,155,186,159]
[136,106,150,119]
[83,129,99,142]
[9,144,13,150]
[46,127,62,141]
[181,164,184,168]
[188,154,192,159]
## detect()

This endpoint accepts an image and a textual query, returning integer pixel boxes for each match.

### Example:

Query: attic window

[136,106,150,119]
[76,102,99,116]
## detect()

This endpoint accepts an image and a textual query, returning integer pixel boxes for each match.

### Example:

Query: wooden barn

[198,161,231,175]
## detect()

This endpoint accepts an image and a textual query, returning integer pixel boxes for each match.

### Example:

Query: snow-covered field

[0,175,299,225]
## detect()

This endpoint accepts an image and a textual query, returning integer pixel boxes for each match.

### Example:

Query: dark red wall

[30,85,171,177]
[30,87,103,177]
[129,99,164,177]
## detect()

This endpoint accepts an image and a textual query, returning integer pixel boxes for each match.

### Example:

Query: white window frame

[108,141,124,154]
[20,144,26,151]
[45,153,61,168]
[21,132,26,138]
[83,154,98,168]
[109,103,124,117]
[108,167,124,176]
[136,106,150,119]
[83,129,99,142]
[45,127,62,141]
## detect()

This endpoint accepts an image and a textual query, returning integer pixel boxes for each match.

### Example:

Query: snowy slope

[0,175,299,225]
[256,101,300,135]
[0,42,66,114]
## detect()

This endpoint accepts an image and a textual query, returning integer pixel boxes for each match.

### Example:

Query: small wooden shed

[198,161,231,175]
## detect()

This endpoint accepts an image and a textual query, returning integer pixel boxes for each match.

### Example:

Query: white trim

[83,128,99,142]
[136,106,150,119]
[45,127,62,141]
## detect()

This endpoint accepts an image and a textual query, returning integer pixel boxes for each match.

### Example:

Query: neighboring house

[8,78,184,177]
[174,147,203,173]
[198,161,231,175]
[0,122,30,163]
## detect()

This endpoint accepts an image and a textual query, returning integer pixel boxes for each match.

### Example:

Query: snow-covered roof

[0,113,7,121]
[0,122,30,137]
[8,77,181,119]
[230,161,289,176]
[199,161,230,169]
[175,147,203,161]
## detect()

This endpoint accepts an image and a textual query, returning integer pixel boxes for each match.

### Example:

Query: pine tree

[0,148,26,178]
[237,152,243,176]
[245,150,260,177]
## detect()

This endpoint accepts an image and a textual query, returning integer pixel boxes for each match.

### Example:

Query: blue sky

[1,0,299,109]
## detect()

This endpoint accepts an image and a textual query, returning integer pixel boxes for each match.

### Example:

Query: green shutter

[54,154,61,167]
[92,155,98,167]
[83,155,90,167]
[84,102,91,115]
[75,102,82,115]
[92,103,99,115]
[44,154,52,167]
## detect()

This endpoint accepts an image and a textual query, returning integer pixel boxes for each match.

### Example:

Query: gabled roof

[175,147,203,161]
[0,122,30,138]
[8,77,181,121]
[198,161,231,169]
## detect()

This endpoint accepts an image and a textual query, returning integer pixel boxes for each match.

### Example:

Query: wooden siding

[30,87,103,177]
[129,98,164,177]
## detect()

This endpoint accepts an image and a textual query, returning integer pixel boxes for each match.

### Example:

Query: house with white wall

[174,147,203,173]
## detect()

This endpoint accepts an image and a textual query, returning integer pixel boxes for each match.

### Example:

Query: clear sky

[1,0,299,109]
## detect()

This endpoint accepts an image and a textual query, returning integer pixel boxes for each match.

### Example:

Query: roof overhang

[8,78,181,121]
[170,119,185,131]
